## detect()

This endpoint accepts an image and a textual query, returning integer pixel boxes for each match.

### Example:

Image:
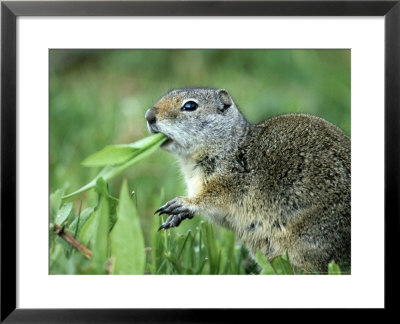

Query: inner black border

[1,1,399,322]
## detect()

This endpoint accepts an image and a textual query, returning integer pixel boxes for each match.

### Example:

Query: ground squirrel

[145,87,351,273]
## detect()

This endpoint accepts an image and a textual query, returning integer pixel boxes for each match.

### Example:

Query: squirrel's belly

[225,206,291,258]
[200,209,233,230]
[186,174,202,197]
[197,198,292,261]
[180,161,203,197]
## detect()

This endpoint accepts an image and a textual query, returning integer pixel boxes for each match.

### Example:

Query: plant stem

[54,224,93,259]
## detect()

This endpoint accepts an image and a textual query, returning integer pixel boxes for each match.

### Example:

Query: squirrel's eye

[181,101,198,111]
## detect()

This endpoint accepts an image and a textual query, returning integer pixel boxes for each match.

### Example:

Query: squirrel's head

[145,87,247,157]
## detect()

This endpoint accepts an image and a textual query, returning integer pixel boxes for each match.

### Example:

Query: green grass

[50,178,342,275]
[49,49,350,275]
[50,181,256,275]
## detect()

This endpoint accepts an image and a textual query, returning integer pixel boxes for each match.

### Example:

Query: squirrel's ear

[217,89,232,112]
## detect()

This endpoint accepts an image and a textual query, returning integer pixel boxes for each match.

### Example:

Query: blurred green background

[50,49,350,250]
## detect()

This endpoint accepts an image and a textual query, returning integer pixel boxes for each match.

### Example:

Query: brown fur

[146,87,351,273]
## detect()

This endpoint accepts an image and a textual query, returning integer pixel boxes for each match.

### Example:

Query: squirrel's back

[230,114,351,272]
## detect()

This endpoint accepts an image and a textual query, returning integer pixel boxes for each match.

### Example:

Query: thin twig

[54,223,93,259]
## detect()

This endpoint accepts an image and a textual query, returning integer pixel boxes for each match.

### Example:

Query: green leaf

[62,133,166,199]
[271,254,294,275]
[67,207,94,237]
[236,246,245,274]
[92,197,109,273]
[82,133,166,167]
[78,202,107,249]
[182,231,194,273]
[78,210,97,247]
[94,177,119,224]
[201,221,219,274]
[165,251,183,274]
[126,134,168,149]
[196,225,207,274]
[110,180,145,274]
[55,202,73,225]
[50,244,68,274]
[151,212,165,274]
[256,250,276,275]
[220,230,236,274]
[328,260,341,275]
[82,145,137,167]
[177,231,192,258]
[50,189,64,223]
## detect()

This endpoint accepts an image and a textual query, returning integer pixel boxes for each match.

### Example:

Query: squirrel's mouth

[147,122,173,147]
[161,137,173,147]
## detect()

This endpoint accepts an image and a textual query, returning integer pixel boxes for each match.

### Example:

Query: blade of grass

[220,230,236,274]
[271,255,294,275]
[236,246,244,274]
[110,180,146,275]
[201,222,219,274]
[178,230,192,259]
[156,259,168,274]
[196,224,203,273]
[68,207,94,237]
[256,250,276,275]
[63,134,166,199]
[328,260,341,275]
[92,197,109,273]
[196,258,207,275]
[152,211,165,274]
[73,200,83,238]
[94,177,119,229]
[165,251,183,274]
[182,231,194,274]
[78,209,98,247]
[69,200,82,255]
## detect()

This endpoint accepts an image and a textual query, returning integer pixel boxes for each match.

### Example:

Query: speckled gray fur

[148,87,351,273]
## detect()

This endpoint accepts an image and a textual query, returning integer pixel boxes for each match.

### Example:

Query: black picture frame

[1,0,399,322]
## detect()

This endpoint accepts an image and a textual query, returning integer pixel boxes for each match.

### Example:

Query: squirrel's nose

[145,108,157,124]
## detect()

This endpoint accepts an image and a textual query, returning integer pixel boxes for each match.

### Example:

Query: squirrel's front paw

[154,197,194,231]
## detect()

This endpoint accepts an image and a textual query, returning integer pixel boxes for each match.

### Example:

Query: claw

[154,198,180,215]
[154,205,165,215]
[157,215,174,231]
[157,212,191,231]
[154,198,194,232]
